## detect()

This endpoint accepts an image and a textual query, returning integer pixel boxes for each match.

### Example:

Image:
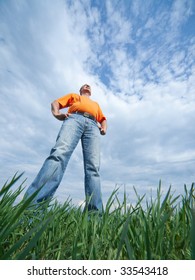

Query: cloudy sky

[0,0,195,207]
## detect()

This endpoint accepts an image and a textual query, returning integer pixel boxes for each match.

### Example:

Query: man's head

[79,84,91,96]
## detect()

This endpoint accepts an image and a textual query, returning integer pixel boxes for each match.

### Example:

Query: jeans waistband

[72,111,96,122]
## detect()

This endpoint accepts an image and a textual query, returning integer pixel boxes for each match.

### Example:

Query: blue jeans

[24,114,103,212]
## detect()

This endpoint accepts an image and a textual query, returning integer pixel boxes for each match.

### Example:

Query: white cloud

[170,0,194,29]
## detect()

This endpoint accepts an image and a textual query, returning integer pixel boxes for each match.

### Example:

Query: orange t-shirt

[56,93,106,123]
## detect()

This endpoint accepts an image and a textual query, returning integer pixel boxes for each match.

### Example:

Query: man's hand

[54,113,70,121]
[99,119,107,135]
[100,127,106,135]
[51,100,70,121]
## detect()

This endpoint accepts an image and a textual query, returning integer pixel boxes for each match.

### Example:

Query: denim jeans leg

[81,119,103,212]
[24,115,83,204]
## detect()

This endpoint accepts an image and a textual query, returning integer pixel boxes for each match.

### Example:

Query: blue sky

[0,0,195,207]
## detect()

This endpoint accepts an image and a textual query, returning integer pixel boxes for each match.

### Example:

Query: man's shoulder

[60,93,80,100]
[66,92,79,97]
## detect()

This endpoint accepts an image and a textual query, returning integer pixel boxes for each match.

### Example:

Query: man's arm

[51,100,70,121]
[100,119,107,135]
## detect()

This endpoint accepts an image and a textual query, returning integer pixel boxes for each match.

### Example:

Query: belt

[73,111,96,122]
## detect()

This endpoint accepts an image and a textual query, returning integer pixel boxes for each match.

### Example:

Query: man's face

[80,84,91,96]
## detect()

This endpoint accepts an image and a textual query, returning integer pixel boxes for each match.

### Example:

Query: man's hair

[79,85,84,94]
[79,84,90,94]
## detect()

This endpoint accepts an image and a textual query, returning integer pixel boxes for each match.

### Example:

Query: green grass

[0,173,194,260]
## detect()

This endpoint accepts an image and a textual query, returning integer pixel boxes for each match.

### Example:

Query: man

[24,84,107,212]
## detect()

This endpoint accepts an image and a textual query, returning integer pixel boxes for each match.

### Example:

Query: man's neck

[81,93,90,98]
